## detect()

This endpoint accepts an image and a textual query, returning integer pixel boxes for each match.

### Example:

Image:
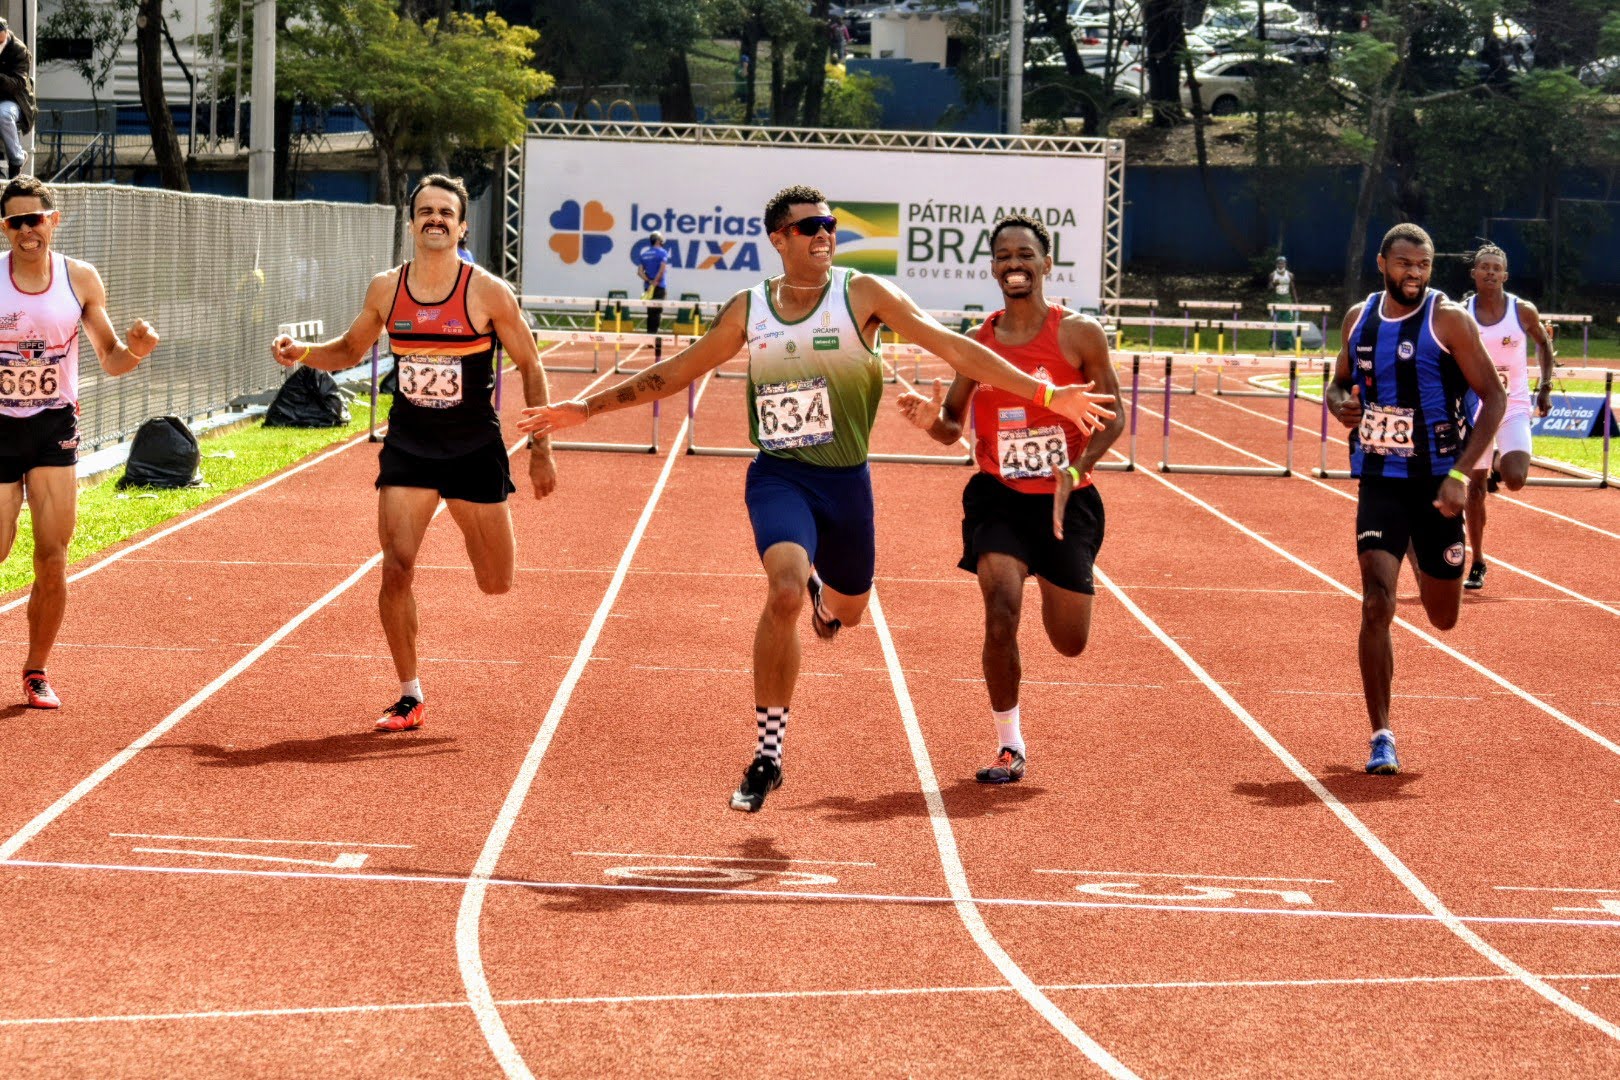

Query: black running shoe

[975,747,1026,784]
[729,754,783,812]
[1486,469,1500,494]
[1464,563,1487,592]
[806,574,841,640]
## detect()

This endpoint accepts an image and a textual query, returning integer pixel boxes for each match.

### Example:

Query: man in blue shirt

[635,231,671,336]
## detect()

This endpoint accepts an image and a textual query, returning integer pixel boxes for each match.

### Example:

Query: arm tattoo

[633,373,667,393]
[615,387,636,404]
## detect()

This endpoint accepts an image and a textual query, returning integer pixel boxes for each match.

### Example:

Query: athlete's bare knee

[1052,629,1089,658]
[475,570,513,596]
[1427,602,1459,632]
[1500,472,1527,492]
[1361,586,1396,628]
[31,544,67,584]
[764,575,805,623]
[983,591,1020,646]
[380,551,416,594]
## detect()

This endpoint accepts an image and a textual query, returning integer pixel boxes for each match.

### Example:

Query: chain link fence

[46,184,395,450]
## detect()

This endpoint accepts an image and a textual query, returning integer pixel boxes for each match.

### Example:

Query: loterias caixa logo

[549,199,615,265]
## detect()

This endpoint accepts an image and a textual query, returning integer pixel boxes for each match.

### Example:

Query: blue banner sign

[1531,394,1617,439]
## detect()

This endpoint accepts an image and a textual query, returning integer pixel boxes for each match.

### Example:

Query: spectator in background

[830,16,851,64]
[0,19,35,179]
[635,231,670,337]
[1269,255,1298,349]
[457,235,475,266]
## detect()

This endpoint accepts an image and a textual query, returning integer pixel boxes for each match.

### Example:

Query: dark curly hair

[0,175,52,217]
[1470,242,1508,270]
[1379,222,1433,259]
[764,184,827,234]
[989,212,1051,255]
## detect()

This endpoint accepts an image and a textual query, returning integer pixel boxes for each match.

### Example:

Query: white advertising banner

[522,138,1106,313]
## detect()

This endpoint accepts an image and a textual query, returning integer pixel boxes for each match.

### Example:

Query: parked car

[1179,53,1294,116]
[1194,1,1304,49]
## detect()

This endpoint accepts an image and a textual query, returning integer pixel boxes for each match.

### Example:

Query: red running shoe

[374,696,423,732]
[23,670,60,709]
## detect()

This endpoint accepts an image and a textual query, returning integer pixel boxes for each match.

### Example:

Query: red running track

[0,363,1618,1076]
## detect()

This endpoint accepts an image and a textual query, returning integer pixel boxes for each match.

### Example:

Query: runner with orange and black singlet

[0,175,158,710]
[272,173,558,732]
[1326,223,1504,776]
[899,212,1124,784]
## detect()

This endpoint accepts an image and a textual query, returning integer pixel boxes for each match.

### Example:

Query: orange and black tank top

[384,262,499,457]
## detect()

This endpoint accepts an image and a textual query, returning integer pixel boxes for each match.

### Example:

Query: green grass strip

[1,396,391,596]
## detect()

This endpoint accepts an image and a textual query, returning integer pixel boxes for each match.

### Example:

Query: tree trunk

[136,0,190,191]
[273,93,293,199]
[659,49,697,124]
[1142,0,1185,127]
[1342,96,1395,312]
[1184,52,1250,258]
[741,23,760,120]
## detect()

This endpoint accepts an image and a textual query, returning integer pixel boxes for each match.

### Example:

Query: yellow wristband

[1065,466,1082,483]
[1033,383,1054,407]
[1447,468,1469,484]
[298,345,311,363]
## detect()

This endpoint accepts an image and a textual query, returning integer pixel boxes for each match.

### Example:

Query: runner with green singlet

[520,184,1116,814]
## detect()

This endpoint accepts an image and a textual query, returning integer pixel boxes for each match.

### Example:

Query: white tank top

[1467,292,1529,412]
[0,252,82,418]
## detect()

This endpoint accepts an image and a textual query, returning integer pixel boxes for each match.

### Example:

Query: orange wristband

[1032,383,1054,407]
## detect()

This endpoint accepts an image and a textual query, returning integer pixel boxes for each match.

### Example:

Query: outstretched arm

[271,271,391,372]
[478,272,556,498]
[518,293,749,436]
[854,274,1114,431]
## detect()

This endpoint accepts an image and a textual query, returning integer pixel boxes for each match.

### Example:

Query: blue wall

[847,59,1000,132]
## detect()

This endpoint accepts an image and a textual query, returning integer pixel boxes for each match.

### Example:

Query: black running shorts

[958,471,1105,595]
[1355,473,1466,580]
[0,406,80,483]
[376,437,515,504]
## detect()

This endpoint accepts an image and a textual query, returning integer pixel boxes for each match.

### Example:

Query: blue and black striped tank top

[1347,289,1471,479]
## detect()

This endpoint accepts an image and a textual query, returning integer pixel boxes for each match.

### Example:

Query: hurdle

[1312,364,1615,487]
[1209,319,1319,397]
[521,294,724,373]
[1180,300,1242,349]
[529,329,670,454]
[1095,353,1143,472]
[1541,313,1592,358]
[1266,302,1332,353]
[1148,352,1300,476]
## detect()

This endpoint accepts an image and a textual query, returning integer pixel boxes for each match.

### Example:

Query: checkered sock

[993,705,1024,755]
[756,706,789,762]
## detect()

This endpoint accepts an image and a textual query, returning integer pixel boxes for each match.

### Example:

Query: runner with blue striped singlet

[1325,223,1505,776]
[521,184,1116,813]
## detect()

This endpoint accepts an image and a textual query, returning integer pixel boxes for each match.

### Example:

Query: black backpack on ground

[265,366,351,428]
[117,416,203,489]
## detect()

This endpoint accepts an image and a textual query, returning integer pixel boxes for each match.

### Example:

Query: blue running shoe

[1365,733,1400,775]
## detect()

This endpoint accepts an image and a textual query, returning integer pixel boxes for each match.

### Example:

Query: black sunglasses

[780,215,837,238]
[2,211,56,230]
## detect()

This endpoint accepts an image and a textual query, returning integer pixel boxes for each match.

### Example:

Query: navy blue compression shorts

[744,452,875,596]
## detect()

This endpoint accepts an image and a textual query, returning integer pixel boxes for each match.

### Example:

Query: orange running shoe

[23,670,61,709]
[374,696,423,732]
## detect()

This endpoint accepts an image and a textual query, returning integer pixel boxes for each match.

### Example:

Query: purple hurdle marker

[1160,354,1173,470]
[1603,369,1615,488]
[368,343,380,443]
[1285,359,1298,475]
[1128,354,1141,469]
[1317,360,1331,475]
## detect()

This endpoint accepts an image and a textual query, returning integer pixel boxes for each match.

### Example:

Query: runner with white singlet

[0,175,159,710]
[1459,244,1555,592]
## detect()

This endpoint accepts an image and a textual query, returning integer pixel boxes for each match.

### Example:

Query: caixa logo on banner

[626,203,766,272]
[1531,394,1620,439]
[548,200,615,265]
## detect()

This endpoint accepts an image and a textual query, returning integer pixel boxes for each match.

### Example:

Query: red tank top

[384,262,499,457]
[970,304,1093,495]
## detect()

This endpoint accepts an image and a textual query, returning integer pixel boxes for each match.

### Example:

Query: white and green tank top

[744,266,883,468]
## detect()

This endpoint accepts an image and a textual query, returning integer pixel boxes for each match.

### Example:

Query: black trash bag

[117,416,203,489]
[265,365,350,428]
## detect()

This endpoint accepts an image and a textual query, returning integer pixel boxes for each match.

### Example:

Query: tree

[41,0,135,111]
[1140,0,1188,126]
[281,0,550,210]
[137,0,189,190]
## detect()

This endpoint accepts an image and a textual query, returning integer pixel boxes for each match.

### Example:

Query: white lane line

[132,846,369,870]
[1496,886,1620,895]
[0,641,208,653]
[10,857,1620,930]
[0,429,532,863]
[1270,689,1481,702]
[0,430,378,616]
[456,374,711,1080]
[304,652,523,666]
[627,664,845,677]
[1034,869,1335,884]
[868,588,1140,1079]
[570,851,877,867]
[951,677,1166,690]
[111,833,412,849]
[12,971,1620,1029]
[0,556,384,862]
[1092,562,1620,1043]
[1131,430,1620,759]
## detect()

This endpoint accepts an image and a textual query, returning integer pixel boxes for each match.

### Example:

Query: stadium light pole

[248,0,275,199]
[1007,0,1024,135]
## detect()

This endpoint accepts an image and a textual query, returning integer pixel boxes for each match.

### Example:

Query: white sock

[993,705,1024,754]
[1373,728,1394,743]
[401,678,423,702]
